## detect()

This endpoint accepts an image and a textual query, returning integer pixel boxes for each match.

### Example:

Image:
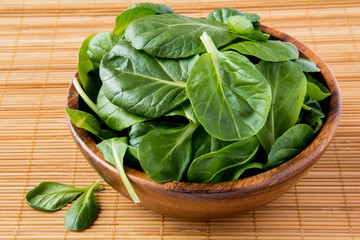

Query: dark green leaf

[299,98,325,133]
[127,2,174,14]
[138,123,198,182]
[113,8,157,36]
[125,14,237,58]
[100,41,195,118]
[97,87,148,131]
[97,137,140,203]
[129,121,183,147]
[65,107,100,136]
[231,162,264,180]
[306,73,330,101]
[223,40,298,62]
[78,34,101,102]
[206,8,242,23]
[187,136,259,183]
[187,32,272,141]
[256,60,307,153]
[294,58,320,72]
[266,124,314,169]
[64,180,101,231]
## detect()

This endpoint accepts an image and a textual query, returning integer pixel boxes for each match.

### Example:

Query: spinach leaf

[125,14,237,58]
[299,98,325,133]
[223,40,298,62]
[294,58,320,72]
[113,8,157,36]
[232,162,264,180]
[266,124,314,170]
[138,122,199,182]
[100,41,196,118]
[243,12,261,30]
[129,121,183,147]
[306,73,330,101]
[65,107,117,140]
[97,87,148,131]
[72,77,98,115]
[186,32,272,141]
[78,34,101,102]
[64,180,101,231]
[165,101,198,123]
[256,60,307,153]
[26,182,103,212]
[206,7,242,23]
[187,136,259,183]
[227,16,269,41]
[127,2,174,14]
[97,137,140,203]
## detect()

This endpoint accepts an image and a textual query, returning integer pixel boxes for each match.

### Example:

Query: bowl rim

[66,24,341,194]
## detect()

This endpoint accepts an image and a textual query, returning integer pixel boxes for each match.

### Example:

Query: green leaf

[186,32,272,141]
[138,123,199,182]
[187,136,259,183]
[243,12,261,30]
[127,2,174,14]
[294,58,320,72]
[64,180,101,231]
[306,73,330,101]
[266,124,314,169]
[299,98,325,133]
[97,87,148,131]
[256,60,307,153]
[65,108,100,136]
[206,8,242,23]
[97,137,140,203]
[100,41,195,118]
[78,34,101,102]
[125,14,237,58]
[26,182,104,212]
[227,15,269,41]
[129,121,183,148]
[223,40,299,62]
[231,162,264,181]
[113,8,157,36]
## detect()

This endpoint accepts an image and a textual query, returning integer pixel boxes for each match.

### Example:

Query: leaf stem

[302,103,311,111]
[73,77,98,115]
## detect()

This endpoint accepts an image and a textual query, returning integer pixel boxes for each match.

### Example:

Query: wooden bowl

[66,25,341,219]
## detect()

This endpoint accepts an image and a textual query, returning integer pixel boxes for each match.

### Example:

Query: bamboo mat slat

[1,0,360,239]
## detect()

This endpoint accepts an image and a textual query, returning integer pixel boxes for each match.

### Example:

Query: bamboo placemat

[0,0,359,239]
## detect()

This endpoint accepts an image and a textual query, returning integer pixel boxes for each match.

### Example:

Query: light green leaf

[294,58,320,72]
[306,73,330,101]
[206,8,242,23]
[127,2,174,14]
[65,107,100,136]
[227,15,269,41]
[187,32,272,141]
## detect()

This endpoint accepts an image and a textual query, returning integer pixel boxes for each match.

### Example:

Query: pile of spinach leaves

[68,3,330,203]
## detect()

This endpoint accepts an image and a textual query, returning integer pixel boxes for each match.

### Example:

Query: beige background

[0,0,359,239]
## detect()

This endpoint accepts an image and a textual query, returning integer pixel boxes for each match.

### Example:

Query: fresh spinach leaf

[227,15,269,41]
[294,58,320,72]
[306,73,330,101]
[186,32,272,141]
[72,77,98,115]
[97,87,148,131]
[125,14,238,58]
[256,60,307,153]
[129,121,183,147]
[100,41,197,118]
[299,98,325,133]
[243,12,261,30]
[223,40,298,62]
[206,7,242,23]
[26,182,103,212]
[127,2,174,14]
[64,180,101,231]
[65,107,117,140]
[138,122,199,182]
[113,8,157,36]
[187,136,259,183]
[78,34,101,102]
[232,162,264,180]
[266,124,314,170]
[97,137,140,203]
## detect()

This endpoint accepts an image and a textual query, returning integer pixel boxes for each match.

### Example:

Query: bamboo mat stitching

[13,0,61,238]
[252,211,258,240]
[334,139,355,239]
[160,214,164,240]
[63,148,79,239]
[111,192,119,240]
[0,0,25,106]
[295,186,305,240]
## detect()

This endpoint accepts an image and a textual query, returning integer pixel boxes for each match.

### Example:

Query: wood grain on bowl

[66,25,341,219]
